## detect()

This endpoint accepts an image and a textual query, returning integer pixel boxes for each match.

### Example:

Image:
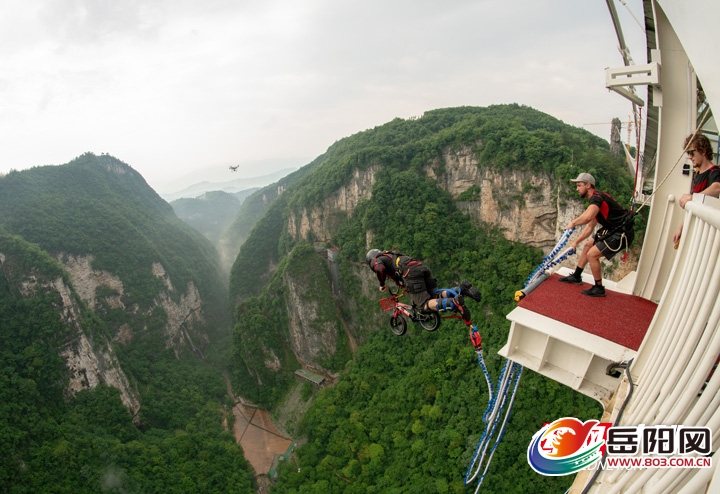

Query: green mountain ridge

[227,104,633,492]
[0,104,637,493]
[0,154,255,493]
[170,188,259,248]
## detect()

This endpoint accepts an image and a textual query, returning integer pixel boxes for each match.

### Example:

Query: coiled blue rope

[525,228,576,286]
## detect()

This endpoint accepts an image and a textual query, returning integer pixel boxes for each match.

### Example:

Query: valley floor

[232,402,293,474]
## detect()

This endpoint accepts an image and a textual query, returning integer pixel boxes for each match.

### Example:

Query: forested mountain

[171,188,259,248]
[226,105,636,493]
[0,105,638,493]
[0,154,255,492]
[217,162,323,274]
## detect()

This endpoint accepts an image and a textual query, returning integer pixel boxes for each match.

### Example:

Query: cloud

[0,0,647,190]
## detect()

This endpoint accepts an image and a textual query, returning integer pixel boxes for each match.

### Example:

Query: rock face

[16,269,142,420]
[286,148,586,254]
[56,253,208,413]
[285,145,635,278]
[287,166,379,241]
[427,147,586,251]
[283,273,337,371]
[425,147,638,277]
[60,254,125,310]
[156,281,206,358]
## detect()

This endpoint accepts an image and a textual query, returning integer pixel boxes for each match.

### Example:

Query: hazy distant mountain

[159,168,296,201]
[158,165,302,201]
[170,188,259,246]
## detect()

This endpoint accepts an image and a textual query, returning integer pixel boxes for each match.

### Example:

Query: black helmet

[365,249,381,266]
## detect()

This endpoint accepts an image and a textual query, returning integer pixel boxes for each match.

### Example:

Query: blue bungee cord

[516,229,577,302]
[524,227,575,286]
[475,346,494,405]
[531,246,576,283]
[463,232,577,490]
[467,364,523,494]
[464,359,523,491]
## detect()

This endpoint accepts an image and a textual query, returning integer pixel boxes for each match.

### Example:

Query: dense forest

[0,104,638,493]
[225,105,635,492]
[0,155,256,492]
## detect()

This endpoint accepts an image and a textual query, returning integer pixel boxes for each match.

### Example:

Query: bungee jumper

[366,249,480,324]
[366,249,519,491]
[367,248,486,364]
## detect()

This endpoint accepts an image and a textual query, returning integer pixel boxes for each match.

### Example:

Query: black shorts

[596,228,635,260]
[402,264,437,308]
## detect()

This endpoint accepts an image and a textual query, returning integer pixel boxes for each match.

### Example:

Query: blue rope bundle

[525,228,575,287]
[465,359,524,492]
[468,365,523,492]
[476,350,494,415]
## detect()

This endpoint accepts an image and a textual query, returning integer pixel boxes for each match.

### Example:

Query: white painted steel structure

[584,1,720,491]
[586,196,720,493]
[501,0,720,492]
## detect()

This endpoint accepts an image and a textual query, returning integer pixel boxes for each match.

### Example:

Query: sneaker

[460,280,482,302]
[582,285,606,297]
[453,295,472,323]
[558,274,582,284]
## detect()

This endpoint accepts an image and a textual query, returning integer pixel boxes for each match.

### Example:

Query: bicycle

[378,286,441,336]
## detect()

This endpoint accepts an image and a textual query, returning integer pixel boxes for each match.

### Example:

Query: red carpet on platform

[518,274,658,351]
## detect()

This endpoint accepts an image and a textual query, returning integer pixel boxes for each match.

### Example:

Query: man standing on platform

[558,173,635,297]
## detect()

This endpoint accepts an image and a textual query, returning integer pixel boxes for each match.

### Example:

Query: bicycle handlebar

[387,280,406,297]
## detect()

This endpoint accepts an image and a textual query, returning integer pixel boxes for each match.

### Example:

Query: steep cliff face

[426,146,637,276]
[48,251,213,418]
[60,254,125,310]
[9,255,141,418]
[287,166,379,241]
[285,145,635,277]
[286,147,584,254]
[58,254,208,358]
[427,146,585,250]
[283,271,338,371]
[156,281,206,358]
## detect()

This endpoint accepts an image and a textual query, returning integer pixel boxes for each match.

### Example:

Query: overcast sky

[0,0,647,192]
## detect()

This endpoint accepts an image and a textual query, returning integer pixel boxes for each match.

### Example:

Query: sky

[0,0,647,193]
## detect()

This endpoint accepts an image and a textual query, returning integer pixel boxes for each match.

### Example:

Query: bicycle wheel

[390,315,407,336]
[418,311,440,332]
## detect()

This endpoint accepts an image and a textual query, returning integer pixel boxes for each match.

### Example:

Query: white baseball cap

[570,173,595,186]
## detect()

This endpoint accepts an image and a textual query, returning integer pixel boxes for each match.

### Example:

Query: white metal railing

[636,194,680,299]
[587,195,720,493]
